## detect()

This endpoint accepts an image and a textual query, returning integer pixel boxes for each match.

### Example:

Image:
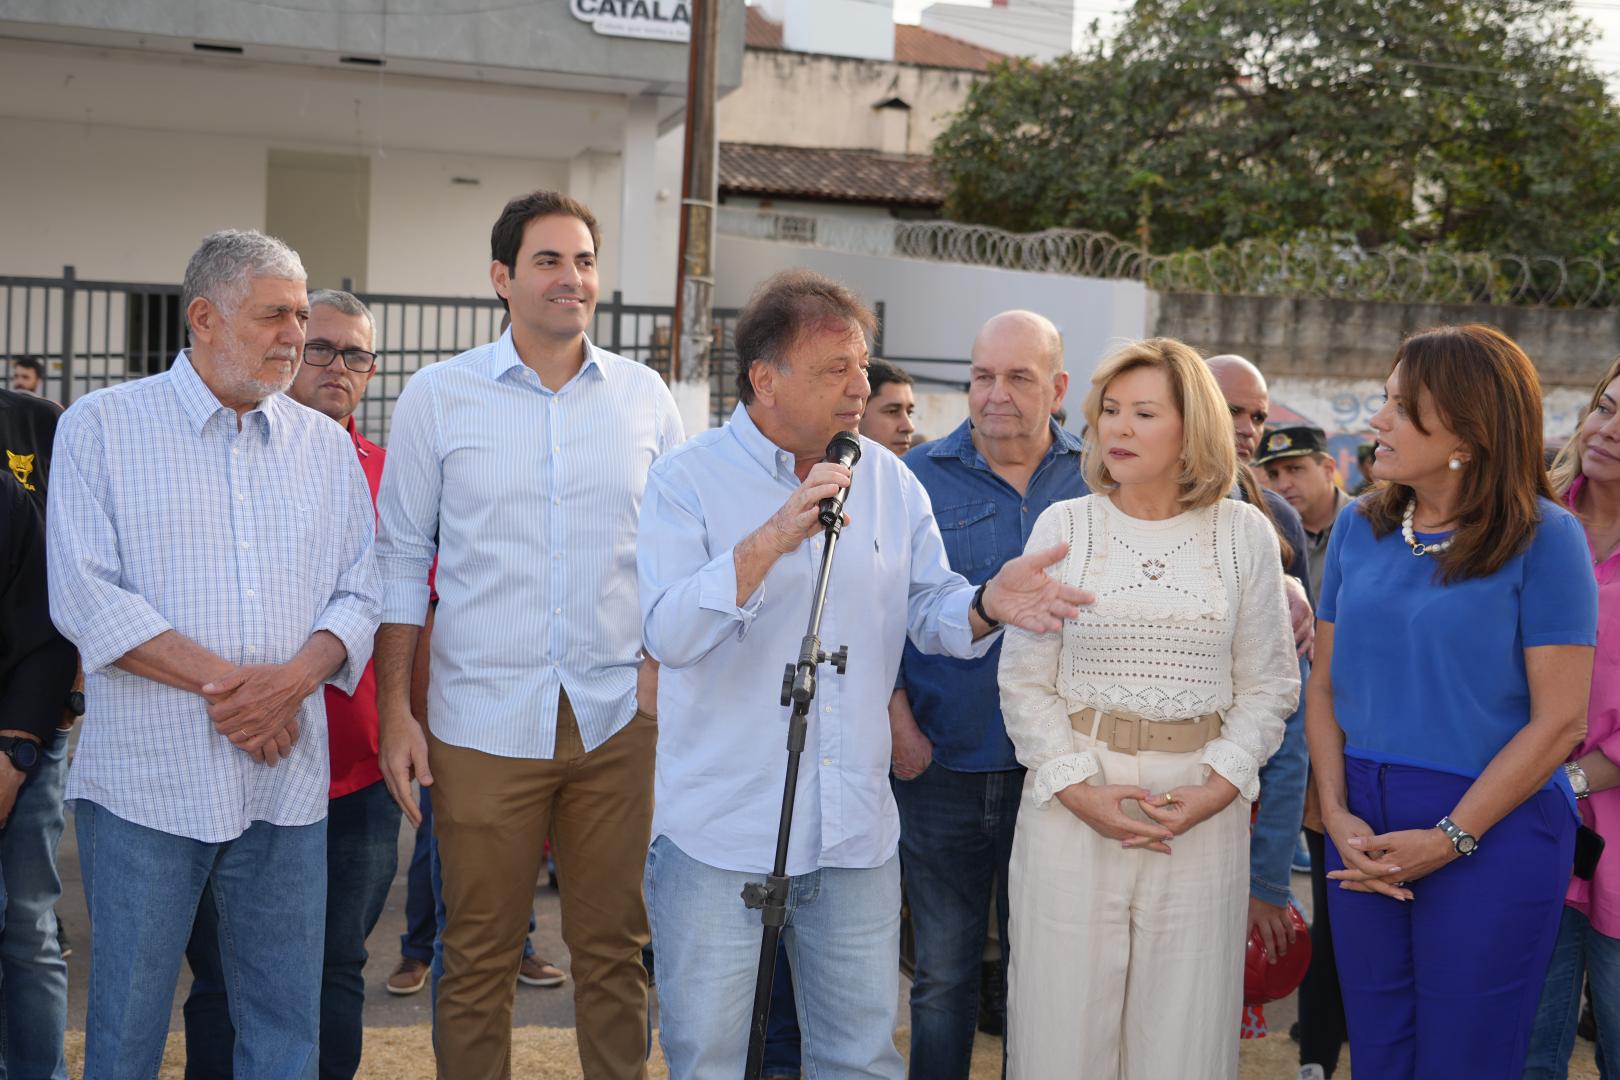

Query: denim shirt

[899,419,1087,772]
[1232,483,1312,906]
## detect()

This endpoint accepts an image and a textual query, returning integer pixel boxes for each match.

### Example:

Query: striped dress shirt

[375,332,683,758]
[46,353,380,843]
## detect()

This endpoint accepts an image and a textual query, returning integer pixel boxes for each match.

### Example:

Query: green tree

[932,0,1620,255]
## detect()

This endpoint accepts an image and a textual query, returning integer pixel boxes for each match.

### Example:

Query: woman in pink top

[1526,354,1620,1079]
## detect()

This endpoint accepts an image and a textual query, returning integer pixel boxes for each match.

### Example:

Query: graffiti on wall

[1269,377,1592,490]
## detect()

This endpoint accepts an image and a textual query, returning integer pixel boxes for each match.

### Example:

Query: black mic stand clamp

[740,509,851,1079]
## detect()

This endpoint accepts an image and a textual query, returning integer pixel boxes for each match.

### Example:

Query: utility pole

[671,0,718,384]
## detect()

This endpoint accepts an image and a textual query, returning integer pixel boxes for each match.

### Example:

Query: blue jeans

[400,786,435,964]
[891,762,1020,1080]
[320,782,402,1079]
[645,834,903,1079]
[77,799,326,1080]
[762,937,801,1077]
[1525,905,1620,1079]
[185,781,400,1080]
[0,727,69,1080]
[1250,656,1310,908]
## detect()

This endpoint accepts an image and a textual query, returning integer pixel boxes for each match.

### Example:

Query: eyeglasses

[302,343,379,373]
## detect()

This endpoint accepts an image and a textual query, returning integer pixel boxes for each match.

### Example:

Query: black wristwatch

[972,583,1000,629]
[1436,816,1478,857]
[0,736,40,773]
[67,690,85,718]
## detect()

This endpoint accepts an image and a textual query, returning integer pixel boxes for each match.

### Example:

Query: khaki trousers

[429,697,655,1080]
[1006,732,1249,1080]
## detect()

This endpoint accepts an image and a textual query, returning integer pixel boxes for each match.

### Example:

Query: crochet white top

[999,493,1300,806]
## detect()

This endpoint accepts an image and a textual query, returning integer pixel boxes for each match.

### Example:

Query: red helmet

[1243,904,1312,1005]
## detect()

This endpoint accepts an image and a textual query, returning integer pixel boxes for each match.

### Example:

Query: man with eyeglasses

[175,287,402,1080]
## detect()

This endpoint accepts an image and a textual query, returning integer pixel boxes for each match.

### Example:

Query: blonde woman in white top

[999,338,1300,1079]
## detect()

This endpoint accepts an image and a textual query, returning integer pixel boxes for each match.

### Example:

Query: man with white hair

[46,230,380,1078]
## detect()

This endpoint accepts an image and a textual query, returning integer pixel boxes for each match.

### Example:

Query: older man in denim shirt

[894,311,1087,1079]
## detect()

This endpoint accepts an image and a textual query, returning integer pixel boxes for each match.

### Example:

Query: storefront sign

[570,0,692,42]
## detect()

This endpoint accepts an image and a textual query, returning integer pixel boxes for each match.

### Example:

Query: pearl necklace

[1401,499,1454,557]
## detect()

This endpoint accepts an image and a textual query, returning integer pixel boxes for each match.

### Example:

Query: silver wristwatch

[1436,816,1478,856]
[1566,761,1592,800]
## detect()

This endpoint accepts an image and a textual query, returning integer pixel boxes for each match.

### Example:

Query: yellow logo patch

[7,450,36,492]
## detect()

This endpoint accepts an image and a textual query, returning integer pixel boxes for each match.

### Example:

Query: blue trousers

[645,835,903,1079]
[400,786,435,964]
[0,727,69,1080]
[762,937,801,1077]
[891,762,1020,1080]
[1327,757,1574,1080]
[184,780,400,1080]
[77,801,325,1080]
[1524,905,1620,1079]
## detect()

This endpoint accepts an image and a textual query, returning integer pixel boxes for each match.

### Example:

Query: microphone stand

[740,511,849,1079]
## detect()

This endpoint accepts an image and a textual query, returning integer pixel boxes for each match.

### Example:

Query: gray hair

[308,288,376,339]
[182,230,306,335]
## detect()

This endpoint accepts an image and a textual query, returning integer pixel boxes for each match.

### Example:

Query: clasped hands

[1321,809,1458,901]
[201,659,320,767]
[1056,773,1240,855]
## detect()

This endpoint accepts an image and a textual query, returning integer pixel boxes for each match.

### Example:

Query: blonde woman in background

[999,338,1299,1079]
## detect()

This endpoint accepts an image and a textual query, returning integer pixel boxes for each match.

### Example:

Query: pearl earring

[1449,457,1463,471]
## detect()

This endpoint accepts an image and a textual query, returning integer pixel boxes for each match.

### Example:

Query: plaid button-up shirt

[46,353,379,842]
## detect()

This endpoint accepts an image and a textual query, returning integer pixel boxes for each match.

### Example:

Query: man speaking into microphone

[637,270,1090,1078]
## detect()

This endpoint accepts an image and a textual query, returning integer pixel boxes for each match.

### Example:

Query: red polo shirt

[327,419,387,799]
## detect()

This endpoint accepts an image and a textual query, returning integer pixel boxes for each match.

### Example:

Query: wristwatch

[66,690,85,718]
[972,583,1000,629]
[1566,761,1592,799]
[1436,815,1478,856]
[0,736,40,773]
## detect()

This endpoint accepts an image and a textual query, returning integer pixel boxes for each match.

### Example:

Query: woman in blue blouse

[1306,324,1598,1078]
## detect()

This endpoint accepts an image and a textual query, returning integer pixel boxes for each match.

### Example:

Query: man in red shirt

[181,289,405,1079]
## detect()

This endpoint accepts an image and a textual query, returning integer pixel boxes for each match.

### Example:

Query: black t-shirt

[0,389,61,512]
[1233,482,1313,606]
[0,389,76,741]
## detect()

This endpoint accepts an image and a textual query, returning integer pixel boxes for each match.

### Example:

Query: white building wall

[367,151,571,297]
[779,0,895,61]
[0,116,267,282]
[719,49,983,156]
[920,1,1077,60]
[0,37,673,300]
[714,234,1150,431]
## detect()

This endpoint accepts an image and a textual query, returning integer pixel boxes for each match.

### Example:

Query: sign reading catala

[570,0,692,42]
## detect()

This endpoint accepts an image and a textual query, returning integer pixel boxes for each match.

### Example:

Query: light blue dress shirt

[376,332,683,758]
[638,404,994,876]
[46,353,380,843]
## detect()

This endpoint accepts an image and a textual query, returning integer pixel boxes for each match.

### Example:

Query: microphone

[818,431,862,528]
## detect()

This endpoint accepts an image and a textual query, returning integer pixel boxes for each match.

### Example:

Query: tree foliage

[931,0,1620,255]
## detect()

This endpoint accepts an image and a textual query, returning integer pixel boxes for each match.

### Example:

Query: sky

[888,0,1620,81]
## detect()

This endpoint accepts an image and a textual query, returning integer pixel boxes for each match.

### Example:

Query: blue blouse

[1318,496,1597,782]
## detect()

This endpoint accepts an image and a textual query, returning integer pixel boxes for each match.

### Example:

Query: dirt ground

[60,1025,1602,1079]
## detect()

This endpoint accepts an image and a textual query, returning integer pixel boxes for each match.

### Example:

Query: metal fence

[0,268,747,439]
[720,208,1620,309]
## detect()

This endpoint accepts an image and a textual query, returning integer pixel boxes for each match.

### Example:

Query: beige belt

[1068,707,1223,756]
